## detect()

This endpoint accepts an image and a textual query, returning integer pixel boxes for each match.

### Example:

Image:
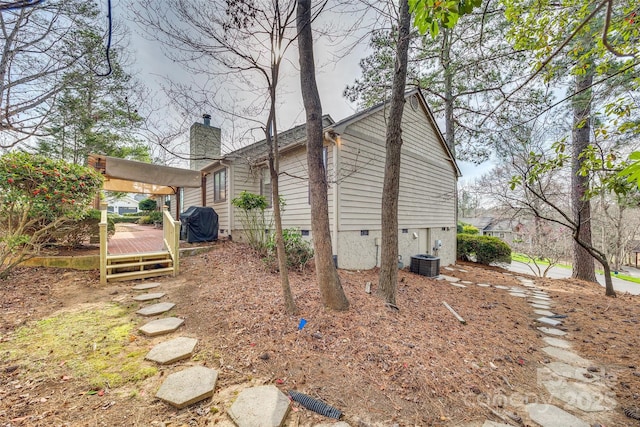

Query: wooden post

[442,301,466,324]
[99,201,108,284]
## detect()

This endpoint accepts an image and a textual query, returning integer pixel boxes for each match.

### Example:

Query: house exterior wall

[181,187,201,215]
[334,97,457,269]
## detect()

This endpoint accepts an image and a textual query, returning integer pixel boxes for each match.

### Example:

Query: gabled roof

[460,217,494,231]
[199,115,335,171]
[198,89,461,178]
[330,88,461,177]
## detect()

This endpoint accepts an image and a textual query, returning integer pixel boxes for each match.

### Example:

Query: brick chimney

[189,114,221,171]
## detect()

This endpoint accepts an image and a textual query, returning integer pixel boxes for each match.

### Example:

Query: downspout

[326,132,340,261]
[221,160,234,235]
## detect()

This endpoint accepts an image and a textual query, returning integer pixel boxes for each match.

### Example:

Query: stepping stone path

[129,280,293,424]
[476,275,619,427]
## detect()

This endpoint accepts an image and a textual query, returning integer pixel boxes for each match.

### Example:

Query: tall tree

[297,0,349,310]
[0,0,103,148]
[133,0,299,313]
[378,0,411,307]
[346,10,544,161]
[503,0,639,284]
[33,30,147,164]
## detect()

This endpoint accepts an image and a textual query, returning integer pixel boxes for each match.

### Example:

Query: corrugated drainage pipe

[288,390,342,419]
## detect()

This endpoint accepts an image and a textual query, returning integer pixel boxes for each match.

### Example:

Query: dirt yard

[1,242,639,426]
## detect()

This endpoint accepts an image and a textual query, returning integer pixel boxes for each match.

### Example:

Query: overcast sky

[117,0,491,181]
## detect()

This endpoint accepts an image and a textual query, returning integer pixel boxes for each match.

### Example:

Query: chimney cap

[203,114,211,119]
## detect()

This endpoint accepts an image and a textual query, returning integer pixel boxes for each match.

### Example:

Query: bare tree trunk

[441,29,456,157]
[296,0,349,310]
[571,72,597,283]
[378,0,411,308]
[267,78,296,314]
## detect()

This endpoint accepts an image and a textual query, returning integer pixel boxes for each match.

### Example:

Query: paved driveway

[506,261,640,295]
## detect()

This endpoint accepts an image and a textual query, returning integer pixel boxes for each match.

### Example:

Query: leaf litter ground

[0,242,638,426]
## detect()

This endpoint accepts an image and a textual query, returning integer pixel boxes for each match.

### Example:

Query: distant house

[105,194,141,215]
[182,89,461,270]
[460,217,520,245]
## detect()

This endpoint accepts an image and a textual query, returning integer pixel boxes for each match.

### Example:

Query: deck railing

[162,206,181,276]
[99,201,108,284]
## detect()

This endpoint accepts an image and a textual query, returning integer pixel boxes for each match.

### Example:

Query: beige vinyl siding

[277,146,312,229]
[266,145,335,231]
[337,132,385,229]
[401,100,450,164]
[230,160,260,232]
[338,104,456,231]
[181,187,200,211]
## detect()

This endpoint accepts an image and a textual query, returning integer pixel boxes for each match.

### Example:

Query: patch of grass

[0,304,157,389]
[511,253,571,269]
[602,271,640,285]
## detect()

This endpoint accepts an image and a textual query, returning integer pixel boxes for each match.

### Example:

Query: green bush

[138,198,157,213]
[460,224,479,235]
[457,234,511,265]
[110,215,142,224]
[0,152,102,278]
[49,209,115,247]
[264,228,314,272]
[148,211,163,223]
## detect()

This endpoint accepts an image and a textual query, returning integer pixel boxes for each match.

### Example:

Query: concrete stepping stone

[133,292,165,302]
[542,337,572,349]
[534,309,556,317]
[139,317,184,336]
[509,292,528,298]
[537,317,563,326]
[477,283,491,287]
[494,285,510,290]
[156,366,218,409]
[530,297,552,305]
[146,336,198,364]
[542,361,598,382]
[439,274,461,283]
[444,266,456,271]
[526,403,589,427]
[450,283,467,288]
[531,303,552,310]
[541,346,590,366]
[460,280,473,284]
[132,282,160,291]
[538,327,567,336]
[227,385,290,427]
[458,268,468,272]
[137,302,175,316]
[542,379,614,412]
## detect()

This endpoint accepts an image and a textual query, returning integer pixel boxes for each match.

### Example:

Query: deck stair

[100,205,181,284]
[105,251,174,282]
